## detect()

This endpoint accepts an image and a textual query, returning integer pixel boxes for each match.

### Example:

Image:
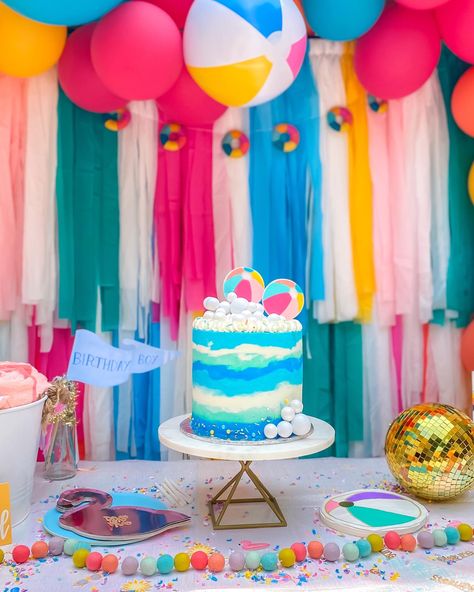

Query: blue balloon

[303,0,385,41]
[2,0,124,26]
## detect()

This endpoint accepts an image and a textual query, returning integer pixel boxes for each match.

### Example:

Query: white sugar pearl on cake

[248,302,258,313]
[289,399,303,414]
[231,313,244,322]
[291,414,311,436]
[253,310,264,319]
[226,291,237,302]
[216,301,230,314]
[230,297,249,314]
[281,406,296,422]
[268,313,280,321]
[256,303,264,312]
[241,310,252,318]
[203,311,215,320]
[277,420,293,438]
[214,310,226,319]
[264,424,278,439]
[204,296,220,311]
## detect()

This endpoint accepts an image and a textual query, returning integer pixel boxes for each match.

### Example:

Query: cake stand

[158,415,335,530]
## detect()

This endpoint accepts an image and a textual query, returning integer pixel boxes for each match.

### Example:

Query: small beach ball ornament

[262,279,304,319]
[223,267,265,302]
[222,130,250,158]
[385,403,474,501]
[183,0,307,107]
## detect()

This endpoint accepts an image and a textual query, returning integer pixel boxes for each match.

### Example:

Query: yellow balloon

[0,2,66,77]
[469,161,474,205]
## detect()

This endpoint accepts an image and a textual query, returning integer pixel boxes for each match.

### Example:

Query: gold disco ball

[385,403,474,501]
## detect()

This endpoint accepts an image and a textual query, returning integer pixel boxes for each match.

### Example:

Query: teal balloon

[2,0,124,26]
[303,0,384,41]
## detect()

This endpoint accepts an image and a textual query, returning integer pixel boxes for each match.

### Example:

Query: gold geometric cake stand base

[208,461,287,530]
[158,414,335,531]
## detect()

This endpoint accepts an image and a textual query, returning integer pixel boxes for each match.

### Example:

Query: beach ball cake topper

[223,267,265,302]
[263,279,304,320]
[183,0,307,107]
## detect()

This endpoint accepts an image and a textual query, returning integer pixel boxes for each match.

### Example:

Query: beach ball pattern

[223,267,265,301]
[160,123,187,151]
[368,95,388,114]
[263,279,304,319]
[222,130,250,158]
[272,123,300,152]
[183,0,307,107]
[327,107,353,132]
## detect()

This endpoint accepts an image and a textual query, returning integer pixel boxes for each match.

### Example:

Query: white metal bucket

[0,396,46,526]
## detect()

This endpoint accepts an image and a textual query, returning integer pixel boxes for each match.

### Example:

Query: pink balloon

[157,67,227,127]
[436,0,474,64]
[138,0,193,29]
[395,0,450,8]
[58,24,124,113]
[91,1,183,101]
[354,4,441,99]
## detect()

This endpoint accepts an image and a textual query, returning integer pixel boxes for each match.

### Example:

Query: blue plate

[43,492,166,547]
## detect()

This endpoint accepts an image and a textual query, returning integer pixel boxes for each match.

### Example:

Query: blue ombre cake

[190,323,303,441]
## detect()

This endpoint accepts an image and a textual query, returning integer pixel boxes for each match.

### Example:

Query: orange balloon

[451,67,474,137]
[0,3,66,77]
[461,321,474,372]
[468,161,474,205]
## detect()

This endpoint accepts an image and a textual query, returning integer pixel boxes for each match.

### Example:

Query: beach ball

[385,404,474,501]
[183,0,307,107]
[262,279,304,319]
[223,267,265,302]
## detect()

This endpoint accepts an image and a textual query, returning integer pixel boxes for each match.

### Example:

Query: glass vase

[44,422,77,480]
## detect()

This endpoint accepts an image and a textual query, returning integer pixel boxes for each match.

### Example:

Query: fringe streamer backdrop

[0,40,472,460]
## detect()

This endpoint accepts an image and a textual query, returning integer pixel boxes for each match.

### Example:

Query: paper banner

[67,330,178,387]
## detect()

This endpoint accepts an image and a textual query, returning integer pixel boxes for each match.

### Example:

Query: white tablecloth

[2,458,474,592]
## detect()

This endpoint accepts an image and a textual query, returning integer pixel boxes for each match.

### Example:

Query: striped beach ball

[183,0,307,107]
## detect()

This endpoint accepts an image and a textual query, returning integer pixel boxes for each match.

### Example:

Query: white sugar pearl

[204,296,219,311]
[230,297,249,314]
[277,421,293,438]
[203,311,215,320]
[290,399,303,414]
[281,406,296,422]
[217,301,230,313]
[256,303,264,312]
[215,310,226,319]
[231,313,244,321]
[226,291,237,302]
[264,424,278,439]
[291,414,311,436]
[241,310,252,318]
[248,302,258,313]
[268,313,280,321]
[253,310,264,319]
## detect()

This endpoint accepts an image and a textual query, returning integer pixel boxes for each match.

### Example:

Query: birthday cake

[190,267,311,442]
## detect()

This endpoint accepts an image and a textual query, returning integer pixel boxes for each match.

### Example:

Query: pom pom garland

[9,524,474,577]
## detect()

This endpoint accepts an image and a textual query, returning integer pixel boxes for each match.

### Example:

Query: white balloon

[280,406,296,422]
[264,423,278,439]
[277,420,293,438]
[289,399,303,414]
[291,414,311,436]
[204,296,220,311]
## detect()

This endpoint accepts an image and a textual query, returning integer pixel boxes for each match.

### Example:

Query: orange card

[0,483,12,546]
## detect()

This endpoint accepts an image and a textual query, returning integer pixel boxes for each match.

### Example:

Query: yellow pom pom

[458,523,473,542]
[174,552,191,572]
[278,548,296,568]
[367,534,384,553]
[72,548,90,569]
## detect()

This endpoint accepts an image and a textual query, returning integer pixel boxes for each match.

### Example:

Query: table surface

[2,457,474,592]
[158,415,335,461]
